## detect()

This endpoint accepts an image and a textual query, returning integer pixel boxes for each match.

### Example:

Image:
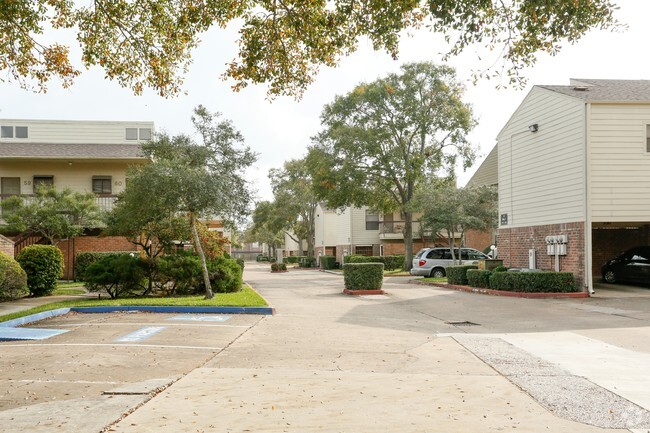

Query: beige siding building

[476,79,650,293]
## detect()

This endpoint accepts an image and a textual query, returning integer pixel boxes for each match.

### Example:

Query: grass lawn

[0,284,267,324]
[53,288,87,295]
[418,277,448,283]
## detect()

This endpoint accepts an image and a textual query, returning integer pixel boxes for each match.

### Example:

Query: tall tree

[269,158,318,257]
[412,184,498,264]
[309,62,475,270]
[110,105,256,299]
[250,201,285,258]
[1,0,619,97]
[1,186,103,245]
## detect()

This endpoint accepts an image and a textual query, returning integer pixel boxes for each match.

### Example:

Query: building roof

[0,143,146,159]
[466,144,498,187]
[539,79,650,102]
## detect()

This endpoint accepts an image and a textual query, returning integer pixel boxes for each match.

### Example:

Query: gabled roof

[466,144,498,187]
[539,79,650,102]
[0,143,146,159]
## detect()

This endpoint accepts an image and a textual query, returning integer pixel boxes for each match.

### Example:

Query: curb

[415,281,590,298]
[342,289,385,296]
[0,305,275,328]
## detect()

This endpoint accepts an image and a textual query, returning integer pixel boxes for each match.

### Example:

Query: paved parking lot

[0,311,263,432]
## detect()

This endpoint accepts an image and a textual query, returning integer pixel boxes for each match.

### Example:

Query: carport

[590,222,650,283]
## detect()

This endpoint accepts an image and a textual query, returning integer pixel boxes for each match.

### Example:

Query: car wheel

[603,270,617,284]
[431,268,446,278]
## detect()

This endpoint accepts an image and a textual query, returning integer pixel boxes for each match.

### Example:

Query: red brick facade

[57,236,137,279]
[497,221,586,290]
[0,235,13,257]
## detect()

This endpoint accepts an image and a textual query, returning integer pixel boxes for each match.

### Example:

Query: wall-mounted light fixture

[528,124,539,133]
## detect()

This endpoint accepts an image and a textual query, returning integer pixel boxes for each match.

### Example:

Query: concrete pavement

[103,263,650,432]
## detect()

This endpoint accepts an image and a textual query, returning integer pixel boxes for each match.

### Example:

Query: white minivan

[410,247,489,278]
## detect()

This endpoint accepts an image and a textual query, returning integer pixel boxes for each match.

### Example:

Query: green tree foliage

[108,105,256,299]
[0,251,28,300]
[268,158,318,256]
[309,62,475,270]
[16,245,64,297]
[1,0,619,97]
[249,201,286,258]
[1,186,103,245]
[84,254,146,299]
[412,184,498,263]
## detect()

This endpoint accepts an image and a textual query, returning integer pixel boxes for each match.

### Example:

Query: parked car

[601,246,650,285]
[410,247,489,278]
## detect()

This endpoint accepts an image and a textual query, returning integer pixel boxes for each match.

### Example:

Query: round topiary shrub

[0,251,28,300]
[16,245,64,297]
[207,256,243,293]
[343,263,384,290]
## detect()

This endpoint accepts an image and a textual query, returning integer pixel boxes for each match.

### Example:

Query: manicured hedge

[0,251,28,300]
[284,256,302,264]
[446,265,478,285]
[320,255,336,270]
[271,262,287,272]
[75,251,136,281]
[489,271,577,293]
[16,245,64,297]
[466,269,491,288]
[299,256,317,268]
[207,256,243,293]
[343,263,384,290]
[84,254,146,298]
[345,255,404,270]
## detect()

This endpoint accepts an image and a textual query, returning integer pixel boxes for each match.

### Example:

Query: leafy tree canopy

[1,0,619,97]
[1,186,103,244]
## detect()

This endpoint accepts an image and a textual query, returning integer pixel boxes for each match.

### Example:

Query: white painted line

[115,326,165,342]
[8,379,121,385]
[0,343,223,350]
[168,315,231,322]
[34,322,250,328]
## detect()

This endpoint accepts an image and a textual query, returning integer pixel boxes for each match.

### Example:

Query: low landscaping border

[1,305,275,328]
[414,280,589,298]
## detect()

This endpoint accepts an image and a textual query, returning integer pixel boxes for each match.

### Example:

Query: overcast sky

[1,0,648,202]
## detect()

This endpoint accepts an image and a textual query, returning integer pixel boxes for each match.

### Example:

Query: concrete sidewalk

[105,263,650,432]
[0,292,95,317]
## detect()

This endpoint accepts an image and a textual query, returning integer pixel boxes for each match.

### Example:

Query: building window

[1,126,13,138]
[139,128,152,140]
[15,126,28,138]
[365,210,379,230]
[92,176,112,194]
[33,176,54,190]
[355,245,373,256]
[125,128,138,140]
[646,125,650,152]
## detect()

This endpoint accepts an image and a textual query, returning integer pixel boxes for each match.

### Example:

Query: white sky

[1,0,648,203]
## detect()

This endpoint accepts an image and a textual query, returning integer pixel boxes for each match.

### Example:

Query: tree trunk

[402,211,414,271]
[190,213,213,299]
[306,207,315,257]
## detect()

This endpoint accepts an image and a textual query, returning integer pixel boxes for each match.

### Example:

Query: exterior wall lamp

[528,124,539,133]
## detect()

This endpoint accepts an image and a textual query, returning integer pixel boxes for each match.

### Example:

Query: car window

[414,249,426,259]
[631,252,650,262]
[465,249,484,260]
[426,249,444,259]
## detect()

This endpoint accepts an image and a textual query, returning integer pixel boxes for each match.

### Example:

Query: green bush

[75,251,136,281]
[235,258,245,270]
[157,253,202,295]
[343,263,384,290]
[207,256,243,293]
[271,262,287,272]
[346,255,403,270]
[284,256,301,264]
[16,245,64,297]
[0,251,28,300]
[300,256,317,268]
[489,271,577,293]
[493,266,508,273]
[83,254,146,298]
[446,265,478,285]
[320,255,336,270]
[467,269,491,288]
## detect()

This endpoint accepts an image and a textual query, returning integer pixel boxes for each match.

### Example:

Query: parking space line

[33,322,251,328]
[115,326,166,342]
[0,343,223,350]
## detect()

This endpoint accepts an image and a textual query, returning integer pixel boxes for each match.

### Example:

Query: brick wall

[0,234,14,257]
[465,229,495,253]
[381,237,449,256]
[57,236,137,279]
[497,221,586,290]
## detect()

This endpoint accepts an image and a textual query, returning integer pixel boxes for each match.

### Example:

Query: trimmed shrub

[271,262,287,272]
[493,266,508,273]
[489,271,577,293]
[157,253,202,295]
[343,263,384,290]
[299,256,317,268]
[446,265,478,285]
[235,258,245,271]
[346,255,404,270]
[207,256,243,293]
[0,251,28,300]
[467,269,491,288]
[320,255,336,270]
[284,256,301,264]
[75,251,136,281]
[16,245,64,297]
[83,254,146,298]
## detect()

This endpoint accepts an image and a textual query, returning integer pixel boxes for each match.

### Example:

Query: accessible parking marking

[115,326,166,343]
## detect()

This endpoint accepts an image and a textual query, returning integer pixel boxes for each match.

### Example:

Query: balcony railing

[0,194,118,214]
[379,220,432,239]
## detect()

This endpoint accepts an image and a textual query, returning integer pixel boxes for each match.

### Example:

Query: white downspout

[584,103,595,295]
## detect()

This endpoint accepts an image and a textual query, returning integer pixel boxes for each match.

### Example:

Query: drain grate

[445,321,480,326]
